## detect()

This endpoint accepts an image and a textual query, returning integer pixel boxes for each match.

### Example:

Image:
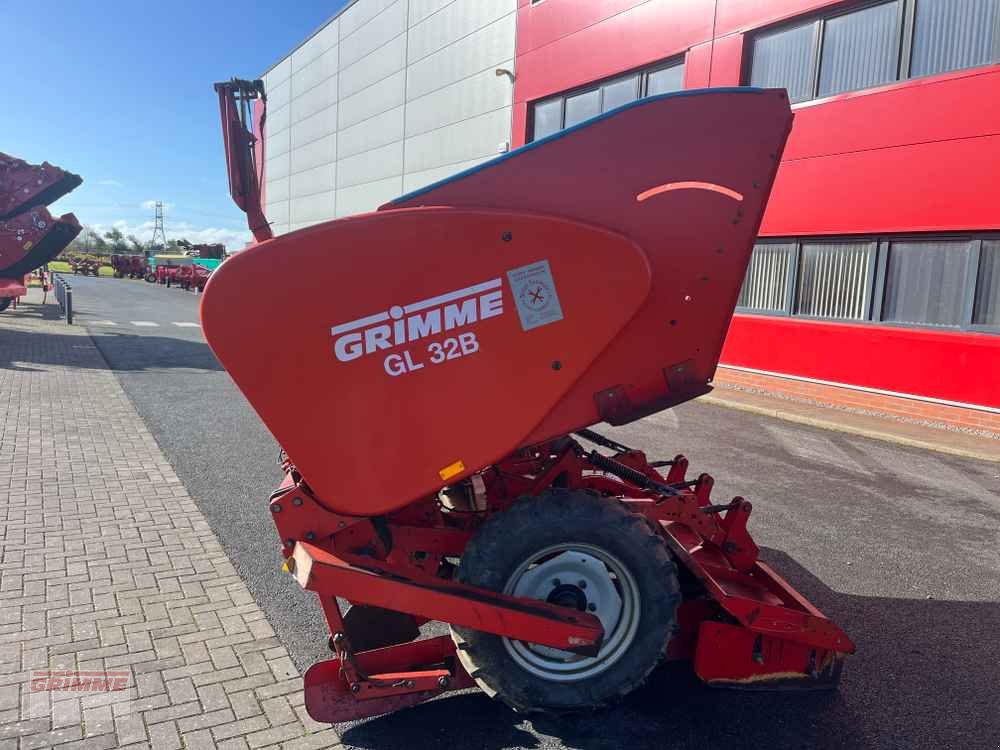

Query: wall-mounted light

[495,68,515,83]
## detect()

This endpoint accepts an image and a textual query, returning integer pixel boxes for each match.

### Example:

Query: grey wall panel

[337,141,404,188]
[291,77,338,121]
[265,151,291,181]
[339,33,407,100]
[266,176,290,204]
[404,106,511,173]
[290,163,337,199]
[290,103,339,150]
[289,190,337,225]
[263,0,517,228]
[289,133,337,175]
[337,105,405,159]
[407,0,515,64]
[339,0,407,69]
[338,70,406,130]
[402,155,489,193]
[335,176,403,218]
[405,61,513,136]
[291,19,339,72]
[291,46,339,98]
[267,104,292,140]
[266,199,290,227]
[266,58,292,87]
[340,0,399,38]
[267,78,292,113]
[406,19,515,101]
[409,0,453,27]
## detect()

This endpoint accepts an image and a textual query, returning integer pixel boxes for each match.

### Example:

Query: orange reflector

[439,460,466,481]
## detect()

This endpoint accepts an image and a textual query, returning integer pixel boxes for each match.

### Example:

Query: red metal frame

[270,436,854,721]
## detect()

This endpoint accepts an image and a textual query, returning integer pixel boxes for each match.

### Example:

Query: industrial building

[259,0,1000,423]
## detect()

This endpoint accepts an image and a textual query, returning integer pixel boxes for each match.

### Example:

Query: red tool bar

[290,542,604,655]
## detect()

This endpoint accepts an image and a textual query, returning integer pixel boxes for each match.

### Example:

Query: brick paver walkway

[0,304,340,749]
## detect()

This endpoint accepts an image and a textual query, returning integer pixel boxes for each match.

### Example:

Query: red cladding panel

[515,0,714,104]
[721,316,1000,409]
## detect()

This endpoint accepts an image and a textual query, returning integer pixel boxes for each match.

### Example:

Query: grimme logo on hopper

[330,278,504,362]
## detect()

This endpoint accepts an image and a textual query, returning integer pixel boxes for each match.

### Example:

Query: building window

[737,243,795,313]
[818,3,901,97]
[910,0,999,77]
[747,0,1000,105]
[529,58,685,141]
[750,21,817,103]
[973,240,1000,326]
[796,241,875,319]
[737,235,999,334]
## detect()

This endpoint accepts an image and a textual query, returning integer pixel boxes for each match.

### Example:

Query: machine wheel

[145,273,156,283]
[451,490,679,713]
[0,297,12,312]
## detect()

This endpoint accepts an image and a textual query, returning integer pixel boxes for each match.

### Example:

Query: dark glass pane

[647,63,685,95]
[796,242,875,319]
[973,240,1000,325]
[883,241,972,326]
[750,22,817,103]
[738,243,796,312]
[564,88,601,127]
[818,2,900,97]
[532,98,563,141]
[602,75,638,112]
[911,0,999,77]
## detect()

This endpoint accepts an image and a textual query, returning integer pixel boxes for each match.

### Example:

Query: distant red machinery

[0,152,82,311]
[111,254,149,279]
[208,80,854,722]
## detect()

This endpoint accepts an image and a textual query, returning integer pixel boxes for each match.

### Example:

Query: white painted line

[172,322,200,327]
[92,320,118,326]
[131,321,159,327]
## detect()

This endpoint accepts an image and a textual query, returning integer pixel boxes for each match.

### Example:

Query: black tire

[0,297,11,312]
[451,490,679,714]
[145,273,156,283]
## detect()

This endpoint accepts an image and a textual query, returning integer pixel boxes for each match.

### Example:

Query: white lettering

[444,299,477,330]
[407,309,442,340]
[479,290,503,320]
[335,333,364,362]
[365,325,392,352]
[384,354,407,377]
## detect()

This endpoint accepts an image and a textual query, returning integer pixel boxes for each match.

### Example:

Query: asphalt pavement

[67,274,1000,750]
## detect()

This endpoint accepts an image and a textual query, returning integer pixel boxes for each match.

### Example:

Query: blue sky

[5,0,349,249]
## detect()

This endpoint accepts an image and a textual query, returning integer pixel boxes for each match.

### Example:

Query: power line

[149,201,167,249]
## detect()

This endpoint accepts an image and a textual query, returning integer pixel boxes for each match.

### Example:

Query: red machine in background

[111,254,149,279]
[0,152,82,311]
[207,80,854,722]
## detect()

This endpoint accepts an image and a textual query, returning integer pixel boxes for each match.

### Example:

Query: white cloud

[86,219,251,251]
[98,179,123,188]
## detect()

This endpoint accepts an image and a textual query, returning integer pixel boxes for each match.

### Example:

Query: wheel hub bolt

[588,603,597,612]
[578,580,587,589]
[552,579,561,587]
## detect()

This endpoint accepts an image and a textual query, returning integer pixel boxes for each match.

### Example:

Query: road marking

[172,322,200,327]
[131,321,159,327]
[92,320,118,326]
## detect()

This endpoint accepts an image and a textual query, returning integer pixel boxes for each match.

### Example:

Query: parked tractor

[207,79,853,723]
[0,152,82,311]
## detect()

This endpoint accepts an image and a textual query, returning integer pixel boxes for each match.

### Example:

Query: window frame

[735,232,1000,336]
[527,55,686,142]
[744,0,1000,105]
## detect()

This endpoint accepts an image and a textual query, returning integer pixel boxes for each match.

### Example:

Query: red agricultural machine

[110,254,149,279]
[206,79,854,722]
[70,256,100,276]
[0,152,82,311]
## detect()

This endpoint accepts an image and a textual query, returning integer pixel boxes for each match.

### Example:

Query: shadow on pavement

[339,548,999,750]
[0,326,224,372]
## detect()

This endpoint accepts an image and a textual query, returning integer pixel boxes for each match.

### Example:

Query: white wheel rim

[501,542,641,682]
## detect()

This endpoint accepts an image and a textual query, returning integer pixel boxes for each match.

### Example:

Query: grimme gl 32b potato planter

[205,79,854,722]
